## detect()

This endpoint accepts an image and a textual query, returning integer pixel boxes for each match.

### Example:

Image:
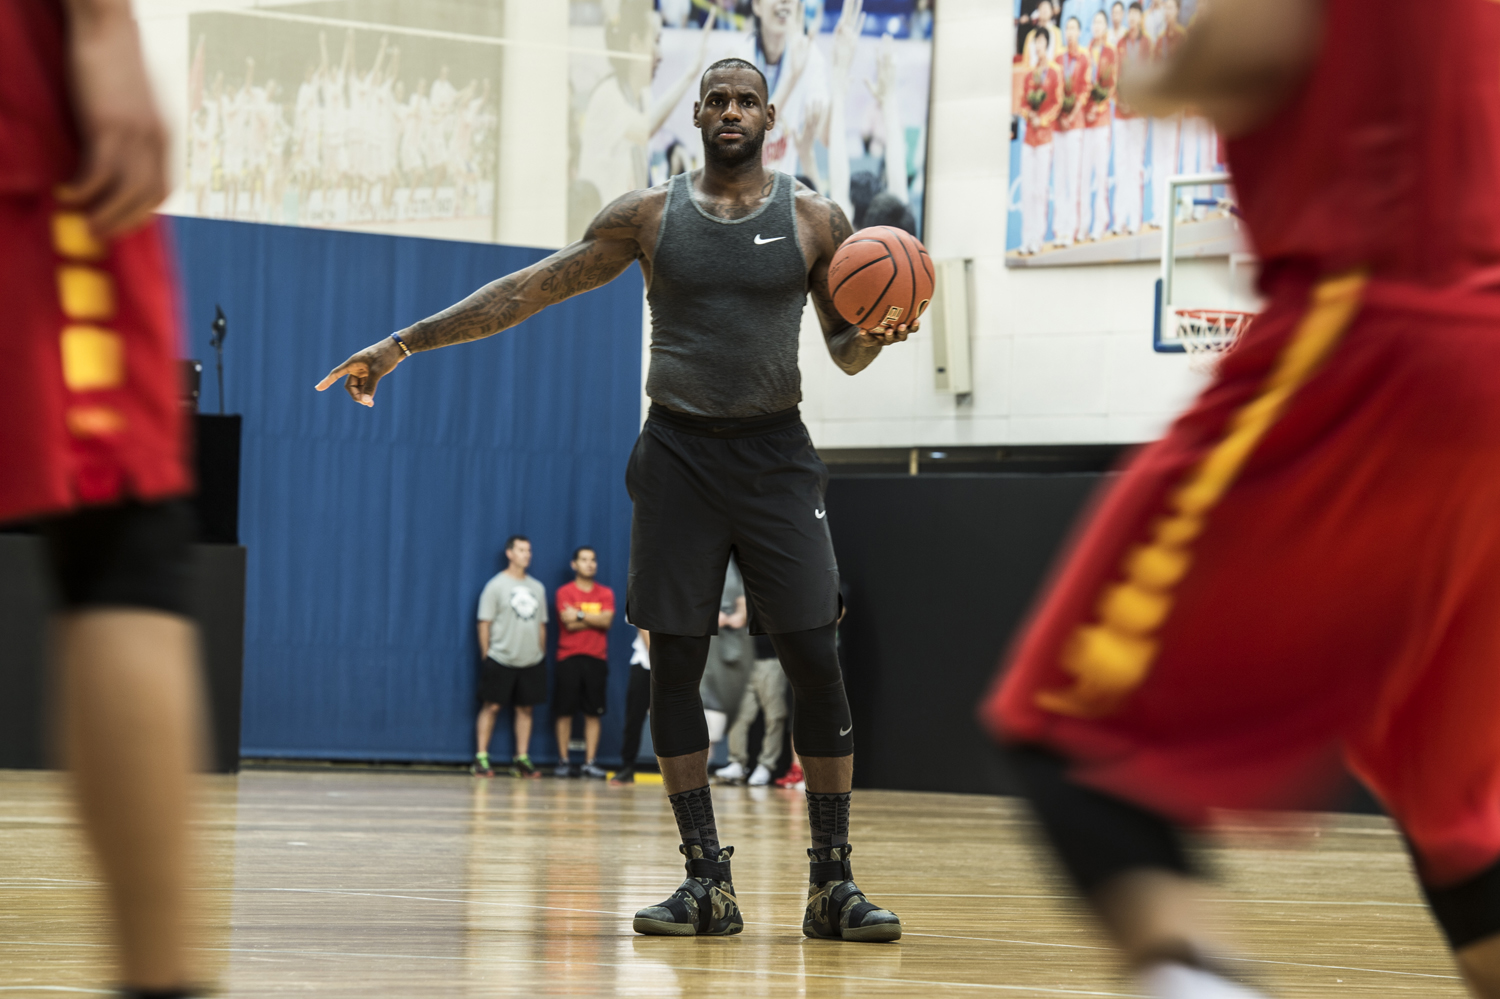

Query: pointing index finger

[315,366,349,391]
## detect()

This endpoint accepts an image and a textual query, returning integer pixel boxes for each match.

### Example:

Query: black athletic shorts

[625,404,839,637]
[478,657,547,708]
[34,499,194,616]
[553,654,608,717]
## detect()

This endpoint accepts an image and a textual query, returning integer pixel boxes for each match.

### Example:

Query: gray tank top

[646,171,808,418]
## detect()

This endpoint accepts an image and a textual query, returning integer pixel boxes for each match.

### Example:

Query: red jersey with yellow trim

[0,0,189,525]
[1055,45,1092,132]
[1227,0,1500,286]
[982,0,1500,888]
[1083,40,1117,129]
[1022,63,1064,146]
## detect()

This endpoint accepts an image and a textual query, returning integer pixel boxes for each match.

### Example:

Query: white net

[1174,308,1254,372]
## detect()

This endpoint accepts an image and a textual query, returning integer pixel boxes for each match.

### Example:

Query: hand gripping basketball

[829,226,934,344]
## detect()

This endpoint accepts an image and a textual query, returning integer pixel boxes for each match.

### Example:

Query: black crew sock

[807,790,851,852]
[668,785,722,863]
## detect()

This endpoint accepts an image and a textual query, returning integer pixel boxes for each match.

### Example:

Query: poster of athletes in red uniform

[566,0,935,244]
[182,11,500,242]
[1006,0,1229,266]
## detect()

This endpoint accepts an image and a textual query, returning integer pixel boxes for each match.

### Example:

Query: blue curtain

[172,218,643,763]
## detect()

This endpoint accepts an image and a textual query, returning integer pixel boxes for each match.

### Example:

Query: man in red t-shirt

[983,0,1500,996]
[553,546,616,778]
[1,2,201,996]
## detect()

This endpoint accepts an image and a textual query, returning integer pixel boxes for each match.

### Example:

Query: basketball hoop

[1174,307,1253,372]
[1152,172,1261,371]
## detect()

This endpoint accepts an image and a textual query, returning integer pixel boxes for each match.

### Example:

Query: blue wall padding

[172,217,644,763]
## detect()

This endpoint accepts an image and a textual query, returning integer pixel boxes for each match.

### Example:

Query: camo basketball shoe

[633,844,743,936]
[803,844,902,942]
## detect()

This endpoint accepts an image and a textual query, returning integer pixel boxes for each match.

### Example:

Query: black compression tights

[649,621,853,758]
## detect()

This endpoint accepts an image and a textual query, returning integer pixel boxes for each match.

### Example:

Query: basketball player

[317,58,912,942]
[1051,17,1092,248]
[1109,2,1150,235]
[984,0,1500,996]
[1019,28,1062,255]
[1107,1,1127,46]
[1,2,203,996]
[1146,0,1187,230]
[1081,10,1117,241]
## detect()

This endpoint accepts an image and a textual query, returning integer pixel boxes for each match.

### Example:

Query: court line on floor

[0,886,1450,984]
[212,944,1147,997]
[226,888,1461,981]
[0,937,1143,996]
[204,883,1431,908]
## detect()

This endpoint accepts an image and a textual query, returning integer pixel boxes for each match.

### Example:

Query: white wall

[796,0,1208,448]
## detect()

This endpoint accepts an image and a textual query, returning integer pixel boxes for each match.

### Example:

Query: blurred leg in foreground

[61,608,202,993]
[44,504,205,996]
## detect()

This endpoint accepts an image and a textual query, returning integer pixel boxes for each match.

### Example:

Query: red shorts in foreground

[0,195,189,525]
[983,271,1500,887]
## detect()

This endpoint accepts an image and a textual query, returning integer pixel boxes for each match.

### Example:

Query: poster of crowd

[183,9,502,242]
[1006,0,1228,264]
[566,0,935,244]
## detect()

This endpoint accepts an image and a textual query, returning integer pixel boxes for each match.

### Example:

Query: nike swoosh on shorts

[815,509,826,519]
[754,234,787,244]
[839,725,853,736]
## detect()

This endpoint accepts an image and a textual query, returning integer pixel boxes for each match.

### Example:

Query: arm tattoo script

[399,192,650,352]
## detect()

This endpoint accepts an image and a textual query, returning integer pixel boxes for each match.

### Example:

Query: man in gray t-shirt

[473,535,549,778]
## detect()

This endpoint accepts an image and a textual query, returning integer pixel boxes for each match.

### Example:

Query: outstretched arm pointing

[315,190,651,406]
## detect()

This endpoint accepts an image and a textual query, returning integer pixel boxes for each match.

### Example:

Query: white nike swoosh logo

[839,725,853,736]
[815,509,826,519]
[754,234,786,244]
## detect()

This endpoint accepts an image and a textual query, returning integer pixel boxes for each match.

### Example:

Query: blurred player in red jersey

[983,0,1500,996]
[1,2,203,997]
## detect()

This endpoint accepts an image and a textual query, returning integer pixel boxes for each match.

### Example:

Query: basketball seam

[867,268,899,326]
[893,234,918,322]
[831,251,894,299]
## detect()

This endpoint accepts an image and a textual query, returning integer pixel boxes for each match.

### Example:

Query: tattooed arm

[798,188,916,376]
[316,189,659,406]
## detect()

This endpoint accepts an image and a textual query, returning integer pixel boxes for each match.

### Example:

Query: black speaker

[193,414,241,545]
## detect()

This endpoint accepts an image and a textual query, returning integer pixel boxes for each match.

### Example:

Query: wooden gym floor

[0,768,1469,997]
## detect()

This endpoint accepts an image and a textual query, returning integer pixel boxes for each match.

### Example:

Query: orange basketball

[828,226,935,332]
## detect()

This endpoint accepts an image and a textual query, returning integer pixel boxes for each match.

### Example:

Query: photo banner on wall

[181,7,503,243]
[1006,0,1241,268]
[566,0,935,244]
